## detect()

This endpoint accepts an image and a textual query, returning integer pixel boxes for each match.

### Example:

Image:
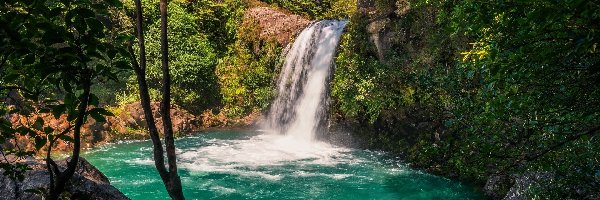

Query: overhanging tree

[0,0,129,199]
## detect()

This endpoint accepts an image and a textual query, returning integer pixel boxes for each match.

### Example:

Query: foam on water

[84,132,484,199]
[153,20,352,182]
[178,133,355,180]
[82,19,484,199]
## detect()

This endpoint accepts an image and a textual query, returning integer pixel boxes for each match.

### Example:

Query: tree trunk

[47,74,91,200]
[131,0,168,182]
[130,0,184,199]
[159,0,185,198]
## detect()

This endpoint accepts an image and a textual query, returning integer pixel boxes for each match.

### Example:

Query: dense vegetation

[216,17,281,117]
[330,0,600,198]
[113,0,282,118]
[2,0,599,198]
[0,0,129,197]
[116,0,226,113]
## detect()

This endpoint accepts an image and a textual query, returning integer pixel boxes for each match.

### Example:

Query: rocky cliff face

[243,7,311,46]
[111,102,199,137]
[5,102,199,154]
[0,157,128,200]
[357,0,437,64]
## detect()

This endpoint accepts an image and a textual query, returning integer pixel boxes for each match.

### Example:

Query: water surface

[84,131,483,199]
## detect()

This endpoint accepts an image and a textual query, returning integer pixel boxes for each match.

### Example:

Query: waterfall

[265,20,347,141]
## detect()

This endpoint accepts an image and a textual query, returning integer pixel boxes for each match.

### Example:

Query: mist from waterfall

[265,20,348,141]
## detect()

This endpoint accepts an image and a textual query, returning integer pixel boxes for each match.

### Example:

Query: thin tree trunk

[47,74,91,200]
[131,0,169,182]
[159,0,185,198]
[130,0,184,198]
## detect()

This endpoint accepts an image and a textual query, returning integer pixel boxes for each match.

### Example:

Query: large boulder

[484,173,561,200]
[0,157,128,200]
[357,0,439,64]
[244,7,311,45]
[502,173,553,200]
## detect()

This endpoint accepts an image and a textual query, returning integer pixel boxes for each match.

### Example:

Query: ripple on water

[84,132,484,200]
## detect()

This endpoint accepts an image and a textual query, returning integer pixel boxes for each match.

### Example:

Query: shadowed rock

[0,157,128,200]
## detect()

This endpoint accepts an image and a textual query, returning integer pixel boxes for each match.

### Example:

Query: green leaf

[3,73,19,82]
[104,0,123,8]
[89,112,106,122]
[88,50,103,59]
[96,64,108,72]
[67,110,78,121]
[42,30,64,45]
[33,117,44,131]
[105,71,119,82]
[51,104,66,119]
[86,18,104,35]
[43,126,55,134]
[89,94,100,107]
[75,8,95,18]
[49,7,62,16]
[34,136,47,151]
[62,80,73,93]
[65,9,76,27]
[38,108,50,113]
[9,108,20,115]
[64,93,76,106]
[73,16,87,33]
[113,60,131,70]
[59,135,74,143]
[107,49,117,59]
[24,188,44,195]
[91,3,108,11]
[23,54,35,65]
[89,107,115,116]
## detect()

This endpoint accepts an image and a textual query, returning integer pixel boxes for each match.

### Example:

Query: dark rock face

[484,173,557,200]
[484,175,515,199]
[0,157,128,200]
[502,173,553,200]
[358,0,406,62]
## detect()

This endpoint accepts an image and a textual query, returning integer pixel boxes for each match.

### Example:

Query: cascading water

[265,20,348,141]
[84,19,484,199]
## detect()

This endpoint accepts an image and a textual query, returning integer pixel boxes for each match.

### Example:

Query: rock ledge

[0,157,128,200]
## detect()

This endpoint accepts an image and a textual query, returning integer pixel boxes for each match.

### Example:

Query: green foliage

[217,19,282,117]
[435,0,600,197]
[0,0,129,182]
[332,11,421,123]
[261,0,331,18]
[112,0,354,118]
[333,0,600,198]
[144,1,219,114]
[191,0,247,54]
[117,0,223,114]
[261,0,356,19]
[2,0,596,197]
[116,0,249,114]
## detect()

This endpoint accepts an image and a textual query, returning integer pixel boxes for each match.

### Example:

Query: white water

[107,20,348,179]
[84,21,483,198]
[175,20,350,176]
[178,134,356,180]
[265,20,348,141]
